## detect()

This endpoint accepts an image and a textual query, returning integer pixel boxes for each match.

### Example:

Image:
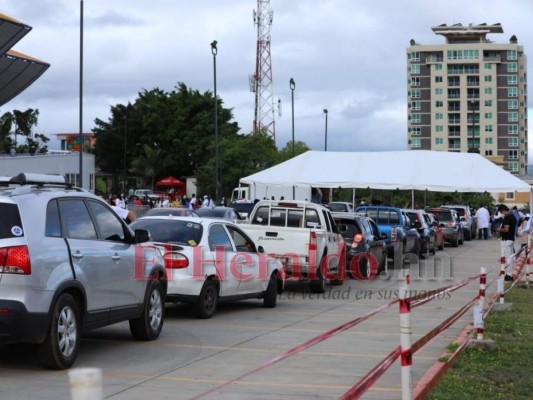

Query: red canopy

[155,176,185,187]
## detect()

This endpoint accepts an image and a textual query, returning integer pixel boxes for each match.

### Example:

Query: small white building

[0,152,95,192]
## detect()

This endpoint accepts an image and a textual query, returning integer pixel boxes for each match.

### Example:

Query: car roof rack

[7,173,78,190]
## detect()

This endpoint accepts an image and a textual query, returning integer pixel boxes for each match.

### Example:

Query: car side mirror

[257,245,265,254]
[134,228,150,243]
[339,225,348,233]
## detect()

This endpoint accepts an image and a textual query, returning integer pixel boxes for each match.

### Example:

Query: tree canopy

[0,108,49,154]
[93,82,309,198]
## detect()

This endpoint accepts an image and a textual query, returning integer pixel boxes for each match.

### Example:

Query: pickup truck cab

[354,205,420,266]
[241,200,345,293]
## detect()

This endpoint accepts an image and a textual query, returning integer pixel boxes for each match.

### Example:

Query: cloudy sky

[2,0,533,153]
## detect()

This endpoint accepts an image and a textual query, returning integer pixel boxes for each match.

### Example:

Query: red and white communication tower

[251,0,277,141]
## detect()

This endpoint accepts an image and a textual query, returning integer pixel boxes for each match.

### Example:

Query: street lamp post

[468,100,478,153]
[290,78,295,158]
[211,40,220,202]
[323,109,328,151]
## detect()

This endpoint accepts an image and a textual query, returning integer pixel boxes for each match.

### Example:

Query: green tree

[0,109,48,154]
[277,140,310,163]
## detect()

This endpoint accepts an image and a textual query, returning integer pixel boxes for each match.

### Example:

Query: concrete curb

[413,323,474,400]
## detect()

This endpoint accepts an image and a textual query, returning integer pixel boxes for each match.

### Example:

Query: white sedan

[129,216,284,318]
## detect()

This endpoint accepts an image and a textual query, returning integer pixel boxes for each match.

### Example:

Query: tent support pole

[411,190,415,209]
[352,188,355,208]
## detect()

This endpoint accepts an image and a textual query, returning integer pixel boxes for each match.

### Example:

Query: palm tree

[131,144,169,189]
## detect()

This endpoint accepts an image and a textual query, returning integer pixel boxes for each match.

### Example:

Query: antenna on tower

[251,0,276,141]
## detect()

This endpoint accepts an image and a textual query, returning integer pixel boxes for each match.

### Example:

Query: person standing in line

[189,194,198,210]
[495,204,517,281]
[202,195,210,208]
[475,205,490,240]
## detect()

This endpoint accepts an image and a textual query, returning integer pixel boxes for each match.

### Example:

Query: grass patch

[427,286,533,400]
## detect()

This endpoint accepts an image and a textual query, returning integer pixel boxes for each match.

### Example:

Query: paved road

[0,237,504,400]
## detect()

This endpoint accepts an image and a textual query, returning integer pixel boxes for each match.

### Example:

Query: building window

[509,150,518,160]
[484,100,492,107]
[411,127,421,135]
[485,125,493,133]
[485,137,493,144]
[435,64,443,71]
[485,150,493,156]
[509,125,518,135]
[508,87,518,97]
[411,101,421,110]
[507,50,517,60]
[411,138,421,148]
[484,63,492,69]
[435,88,443,95]
[484,112,492,119]
[435,100,443,107]
[484,87,492,95]
[508,112,519,122]
[435,76,443,83]
[435,113,443,120]
[509,137,519,147]
[484,75,492,82]
[411,113,421,123]
[508,100,519,109]
[411,64,420,74]
[436,125,444,132]
[411,52,420,61]
[507,75,518,85]
[411,77,420,86]
[507,63,518,72]
[435,138,443,145]
[507,163,519,173]
[411,88,421,98]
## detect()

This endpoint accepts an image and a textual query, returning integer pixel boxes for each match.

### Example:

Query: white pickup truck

[240,200,346,293]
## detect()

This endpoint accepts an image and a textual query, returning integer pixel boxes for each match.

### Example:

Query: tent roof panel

[240,150,531,193]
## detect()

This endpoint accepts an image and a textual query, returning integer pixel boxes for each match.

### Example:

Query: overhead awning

[0,14,50,107]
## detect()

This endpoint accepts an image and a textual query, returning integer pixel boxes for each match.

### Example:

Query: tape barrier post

[68,368,103,400]
[527,235,531,288]
[499,246,506,279]
[476,267,486,340]
[497,277,505,304]
[399,269,413,400]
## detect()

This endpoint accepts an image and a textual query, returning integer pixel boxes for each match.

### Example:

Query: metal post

[477,267,486,340]
[399,269,413,400]
[290,78,295,157]
[78,0,84,188]
[123,116,127,191]
[323,109,328,151]
[211,40,220,202]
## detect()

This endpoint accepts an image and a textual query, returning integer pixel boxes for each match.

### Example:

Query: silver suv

[441,204,476,241]
[0,173,167,369]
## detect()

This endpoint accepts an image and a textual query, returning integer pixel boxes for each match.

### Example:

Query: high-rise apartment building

[407,23,528,175]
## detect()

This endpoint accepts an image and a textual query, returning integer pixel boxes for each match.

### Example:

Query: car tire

[194,279,219,319]
[38,293,80,370]
[459,235,464,245]
[263,272,278,308]
[465,229,472,241]
[452,235,458,247]
[129,279,165,341]
[330,248,346,285]
[310,260,327,293]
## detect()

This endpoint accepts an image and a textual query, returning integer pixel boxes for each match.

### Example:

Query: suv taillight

[0,246,31,274]
[390,227,398,243]
[351,233,363,248]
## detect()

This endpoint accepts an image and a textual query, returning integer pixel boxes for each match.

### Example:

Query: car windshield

[329,203,350,212]
[196,208,236,220]
[130,219,203,246]
[427,209,453,222]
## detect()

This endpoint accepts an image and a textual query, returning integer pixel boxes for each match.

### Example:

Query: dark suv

[0,173,167,369]
[403,209,436,257]
[332,213,388,278]
[441,204,476,241]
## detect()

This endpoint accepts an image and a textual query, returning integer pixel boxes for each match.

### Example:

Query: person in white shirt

[202,195,209,208]
[475,206,491,240]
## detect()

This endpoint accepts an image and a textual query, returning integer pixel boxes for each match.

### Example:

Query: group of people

[188,194,218,210]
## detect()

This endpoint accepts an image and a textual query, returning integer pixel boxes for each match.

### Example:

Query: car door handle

[111,254,121,261]
[72,251,83,259]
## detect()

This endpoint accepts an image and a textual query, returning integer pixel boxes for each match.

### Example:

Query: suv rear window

[427,209,453,222]
[0,203,24,239]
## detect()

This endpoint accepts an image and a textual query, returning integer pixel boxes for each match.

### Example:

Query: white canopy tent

[240,150,531,194]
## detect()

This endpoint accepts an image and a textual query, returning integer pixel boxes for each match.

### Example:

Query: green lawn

[427,285,533,400]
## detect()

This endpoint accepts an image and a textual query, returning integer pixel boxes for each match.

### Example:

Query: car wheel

[194,279,218,319]
[38,293,80,370]
[452,235,458,247]
[330,248,346,285]
[465,229,472,241]
[459,234,464,245]
[310,260,327,293]
[129,279,165,340]
[263,272,278,308]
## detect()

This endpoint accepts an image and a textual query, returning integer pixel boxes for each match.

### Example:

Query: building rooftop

[431,23,505,44]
